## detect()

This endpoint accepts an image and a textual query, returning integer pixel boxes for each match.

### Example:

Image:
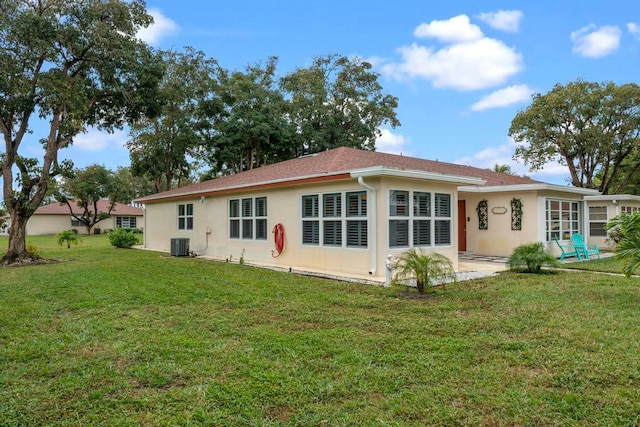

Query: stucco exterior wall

[585,199,640,250]
[142,176,460,280]
[26,214,142,235]
[460,192,540,257]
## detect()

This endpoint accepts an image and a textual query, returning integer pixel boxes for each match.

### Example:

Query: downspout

[357,177,377,275]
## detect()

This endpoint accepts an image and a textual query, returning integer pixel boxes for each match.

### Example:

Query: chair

[554,237,582,261]
[571,233,600,260]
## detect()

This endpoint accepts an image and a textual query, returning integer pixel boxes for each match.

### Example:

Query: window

[255,197,267,240]
[229,199,240,238]
[230,197,267,240]
[302,195,319,245]
[346,191,367,248]
[588,206,607,237]
[389,190,409,247]
[301,191,368,248]
[621,206,640,214]
[71,218,80,227]
[434,193,451,245]
[546,199,580,241]
[389,190,451,248]
[178,203,193,230]
[116,216,137,229]
[323,193,342,246]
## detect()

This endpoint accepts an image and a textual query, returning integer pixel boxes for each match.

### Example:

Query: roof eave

[459,183,602,195]
[584,194,640,201]
[350,166,486,185]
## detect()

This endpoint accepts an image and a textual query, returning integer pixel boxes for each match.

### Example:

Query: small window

[229,199,240,238]
[302,195,320,245]
[389,220,409,247]
[178,203,193,230]
[588,206,607,237]
[323,193,341,217]
[390,190,409,216]
[71,218,80,227]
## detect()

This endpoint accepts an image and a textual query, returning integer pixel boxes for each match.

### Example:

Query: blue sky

[33,0,640,185]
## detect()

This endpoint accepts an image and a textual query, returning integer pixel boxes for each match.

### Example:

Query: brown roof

[137,146,542,202]
[35,200,143,216]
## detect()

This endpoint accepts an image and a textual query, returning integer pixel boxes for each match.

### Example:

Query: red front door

[458,200,467,252]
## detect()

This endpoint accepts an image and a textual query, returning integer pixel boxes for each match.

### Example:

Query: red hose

[272,223,285,258]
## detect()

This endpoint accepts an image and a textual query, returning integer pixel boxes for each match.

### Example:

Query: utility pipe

[357,176,377,275]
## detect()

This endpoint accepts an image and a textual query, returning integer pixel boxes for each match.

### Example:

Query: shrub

[107,228,139,249]
[509,242,561,273]
[391,248,456,294]
[609,212,640,277]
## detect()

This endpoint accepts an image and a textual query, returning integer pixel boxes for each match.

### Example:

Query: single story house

[27,200,144,235]
[583,194,640,250]
[136,147,624,282]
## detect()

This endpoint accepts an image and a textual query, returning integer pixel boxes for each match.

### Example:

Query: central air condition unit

[170,238,190,256]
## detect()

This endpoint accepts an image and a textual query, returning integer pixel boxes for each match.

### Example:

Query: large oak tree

[509,80,640,194]
[0,0,162,263]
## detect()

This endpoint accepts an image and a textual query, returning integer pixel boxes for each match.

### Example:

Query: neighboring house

[584,194,640,250]
[27,200,144,235]
[136,147,609,282]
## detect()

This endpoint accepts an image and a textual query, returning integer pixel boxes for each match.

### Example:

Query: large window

[301,191,367,248]
[546,199,579,241]
[229,197,267,240]
[588,206,607,237]
[116,216,137,229]
[178,203,193,230]
[389,190,451,248]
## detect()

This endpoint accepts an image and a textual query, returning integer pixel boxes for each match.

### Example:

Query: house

[136,147,606,282]
[27,200,144,235]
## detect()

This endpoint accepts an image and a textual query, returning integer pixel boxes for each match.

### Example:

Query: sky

[27,0,640,185]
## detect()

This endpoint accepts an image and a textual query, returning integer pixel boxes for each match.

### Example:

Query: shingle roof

[137,146,542,202]
[35,200,143,216]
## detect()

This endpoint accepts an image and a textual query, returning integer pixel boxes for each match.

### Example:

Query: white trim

[459,183,600,195]
[584,194,640,202]
[357,177,377,275]
[351,167,484,185]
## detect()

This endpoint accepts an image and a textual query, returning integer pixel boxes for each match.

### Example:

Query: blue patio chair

[553,237,582,261]
[571,233,600,260]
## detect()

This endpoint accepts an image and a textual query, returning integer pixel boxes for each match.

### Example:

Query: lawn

[1,235,640,426]
[563,255,626,274]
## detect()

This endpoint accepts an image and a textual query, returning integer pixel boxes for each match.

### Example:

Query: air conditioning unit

[170,238,190,257]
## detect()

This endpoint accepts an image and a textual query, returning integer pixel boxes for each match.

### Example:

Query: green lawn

[563,255,626,274]
[2,235,640,426]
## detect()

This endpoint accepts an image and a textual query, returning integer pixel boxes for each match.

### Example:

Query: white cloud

[571,24,621,58]
[455,138,569,183]
[477,10,523,33]
[471,84,534,111]
[628,22,640,40]
[136,8,179,46]
[376,129,408,155]
[381,38,523,91]
[414,15,483,43]
[72,128,127,152]
[381,15,523,91]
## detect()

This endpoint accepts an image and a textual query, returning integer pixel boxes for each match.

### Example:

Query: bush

[508,242,561,273]
[107,228,139,249]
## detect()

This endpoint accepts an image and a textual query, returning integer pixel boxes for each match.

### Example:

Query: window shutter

[434,194,450,217]
[389,220,409,247]
[346,220,367,247]
[302,221,319,244]
[413,220,430,246]
[434,220,451,245]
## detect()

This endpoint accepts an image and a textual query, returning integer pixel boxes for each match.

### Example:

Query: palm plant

[508,242,560,273]
[391,248,456,294]
[611,213,640,277]
[56,230,81,249]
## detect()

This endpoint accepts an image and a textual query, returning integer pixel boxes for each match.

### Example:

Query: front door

[458,200,467,252]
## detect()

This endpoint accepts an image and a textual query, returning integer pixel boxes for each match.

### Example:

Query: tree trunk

[1,210,34,264]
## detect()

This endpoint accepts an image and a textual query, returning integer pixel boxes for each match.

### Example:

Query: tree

[391,249,456,294]
[56,229,81,249]
[56,165,130,234]
[114,166,156,201]
[201,57,296,175]
[0,0,162,263]
[509,80,640,194]
[128,48,218,192]
[492,164,512,174]
[281,54,400,156]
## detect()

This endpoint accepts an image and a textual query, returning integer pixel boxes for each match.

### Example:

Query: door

[458,200,467,252]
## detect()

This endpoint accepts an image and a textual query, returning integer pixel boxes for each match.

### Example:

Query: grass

[2,235,640,425]
[563,255,625,274]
